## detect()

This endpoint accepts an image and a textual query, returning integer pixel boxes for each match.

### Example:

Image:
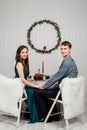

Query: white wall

[0,0,87,83]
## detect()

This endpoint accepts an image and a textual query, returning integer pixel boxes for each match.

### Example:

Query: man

[34,41,78,121]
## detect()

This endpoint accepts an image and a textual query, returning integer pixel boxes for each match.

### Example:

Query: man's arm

[43,61,69,89]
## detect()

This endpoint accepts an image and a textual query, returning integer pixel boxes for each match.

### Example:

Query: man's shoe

[39,117,45,122]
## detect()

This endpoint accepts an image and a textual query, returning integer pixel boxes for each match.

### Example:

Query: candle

[42,61,44,74]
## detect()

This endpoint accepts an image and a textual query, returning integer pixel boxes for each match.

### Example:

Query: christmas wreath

[27,19,61,54]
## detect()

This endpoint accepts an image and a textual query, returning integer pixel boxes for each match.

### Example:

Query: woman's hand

[36,84,43,89]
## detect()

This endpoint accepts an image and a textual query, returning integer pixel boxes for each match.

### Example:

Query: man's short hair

[61,41,72,48]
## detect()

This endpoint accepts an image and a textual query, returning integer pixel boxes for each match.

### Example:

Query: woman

[14,45,42,123]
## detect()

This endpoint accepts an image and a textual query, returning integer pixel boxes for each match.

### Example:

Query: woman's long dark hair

[15,45,29,74]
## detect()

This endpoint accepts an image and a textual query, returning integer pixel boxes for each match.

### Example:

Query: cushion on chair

[0,74,25,117]
[60,76,85,119]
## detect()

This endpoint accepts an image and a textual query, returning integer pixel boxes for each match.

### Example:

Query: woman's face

[20,48,28,60]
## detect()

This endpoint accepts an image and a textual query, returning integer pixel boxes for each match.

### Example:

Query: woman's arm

[16,62,42,89]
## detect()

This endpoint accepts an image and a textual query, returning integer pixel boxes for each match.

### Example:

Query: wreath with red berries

[27,19,61,54]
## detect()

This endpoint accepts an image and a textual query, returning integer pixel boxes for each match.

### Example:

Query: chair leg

[65,119,69,130]
[17,100,22,126]
[44,91,61,123]
[44,100,56,123]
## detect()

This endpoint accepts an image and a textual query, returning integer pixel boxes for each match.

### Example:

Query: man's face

[60,45,71,58]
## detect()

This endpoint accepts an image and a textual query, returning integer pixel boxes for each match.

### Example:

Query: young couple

[14,41,78,123]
